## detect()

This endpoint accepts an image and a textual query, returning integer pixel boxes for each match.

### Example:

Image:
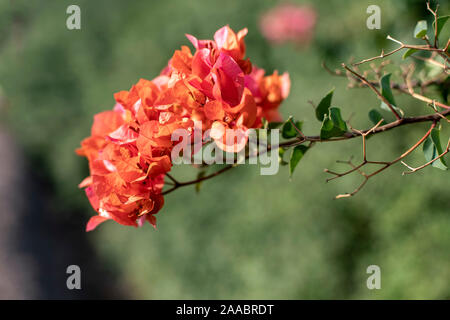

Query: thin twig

[426,1,439,47]
[402,138,450,175]
[324,60,446,92]
[342,64,402,120]
[162,164,236,195]
[352,34,449,67]
[398,87,450,110]
[331,121,437,199]
[288,117,306,138]
[352,46,404,66]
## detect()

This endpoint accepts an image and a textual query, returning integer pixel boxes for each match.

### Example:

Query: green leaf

[368,109,387,126]
[195,170,207,193]
[423,128,447,170]
[282,116,303,139]
[320,115,334,139]
[438,76,449,103]
[380,102,404,117]
[430,128,448,168]
[279,147,288,166]
[414,20,428,38]
[261,118,268,129]
[432,15,449,38]
[268,122,283,130]
[329,107,348,132]
[263,118,283,130]
[402,48,418,59]
[379,73,404,117]
[315,89,334,121]
[380,73,396,106]
[320,107,348,139]
[431,129,445,158]
[289,145,308,177]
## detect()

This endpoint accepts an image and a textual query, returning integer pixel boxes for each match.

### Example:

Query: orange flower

[245,67,290,124]
[77,25,290,231]
[214,25,248,62]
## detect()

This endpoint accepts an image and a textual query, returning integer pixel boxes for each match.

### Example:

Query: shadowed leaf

[315,89,334,121]
[414,20,428,38]
[423,128,447,170]
[289,145,308,177]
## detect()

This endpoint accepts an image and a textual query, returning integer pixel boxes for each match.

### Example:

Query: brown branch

[288,117,306,138]
[165,173,179,185]
[162,164,236,195]
[426,1,439,48]
[162,108,450,196]
[352,46,404,66]
[428,101,450,123]
[163,8,450,198]
[342,64,402,119]
[401,138,450,175]
[352,32,450,67]
[323,61,446,91]
[329,121,437,199]
[324,120,386,183]
[397,87,450,110]
[413,55,447,70]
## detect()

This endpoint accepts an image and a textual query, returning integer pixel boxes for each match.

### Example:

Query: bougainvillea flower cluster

[77,26,290,231]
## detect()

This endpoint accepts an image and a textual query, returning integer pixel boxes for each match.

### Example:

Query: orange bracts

[77,25,290,231]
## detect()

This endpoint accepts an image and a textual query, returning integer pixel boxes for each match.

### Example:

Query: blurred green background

[0,0,448,299]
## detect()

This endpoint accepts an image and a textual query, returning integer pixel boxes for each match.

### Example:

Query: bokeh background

[0,0,448,299]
